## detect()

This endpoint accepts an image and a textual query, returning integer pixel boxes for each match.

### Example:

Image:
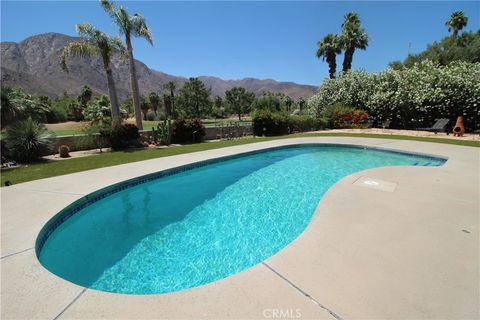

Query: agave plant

[5,118,53,162]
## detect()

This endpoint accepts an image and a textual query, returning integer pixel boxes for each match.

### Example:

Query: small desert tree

[176,78,211,118]
[225,87,255,120]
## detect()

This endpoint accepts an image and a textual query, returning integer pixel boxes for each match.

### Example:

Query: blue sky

[1,1,479,86]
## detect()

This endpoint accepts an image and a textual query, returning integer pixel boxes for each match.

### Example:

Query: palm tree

[316,34,341,79]
[445,11,468,38]
[148,92,160,115]
[60,24,124,126]
[340,12,369,73]
[140,96,149,121]
[100,0,153,130]
[1,87,24,128]
[163,81,177,118]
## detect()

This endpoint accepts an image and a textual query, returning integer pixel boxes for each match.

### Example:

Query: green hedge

[172,118,206,143]
[252,110,325,136]
[100,123,140,150]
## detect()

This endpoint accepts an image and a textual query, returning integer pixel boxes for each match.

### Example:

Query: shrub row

[252,110,326,136]
[307,60,480,131]
[1,117,209,163]
[100,123,140,150]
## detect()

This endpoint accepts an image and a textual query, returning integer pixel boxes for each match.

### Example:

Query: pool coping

[1,137,479,319]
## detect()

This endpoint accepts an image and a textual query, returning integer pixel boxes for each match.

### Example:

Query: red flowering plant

[351,110,369,127]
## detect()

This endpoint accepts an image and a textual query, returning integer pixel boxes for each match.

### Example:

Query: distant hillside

[0,33,316,100]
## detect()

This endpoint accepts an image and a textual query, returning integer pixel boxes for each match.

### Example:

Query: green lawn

[1,132,478,186]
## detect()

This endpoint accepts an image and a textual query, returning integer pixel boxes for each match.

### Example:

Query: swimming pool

[37,144,445,295]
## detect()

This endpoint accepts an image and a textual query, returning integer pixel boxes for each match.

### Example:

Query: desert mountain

[1,33,316,101]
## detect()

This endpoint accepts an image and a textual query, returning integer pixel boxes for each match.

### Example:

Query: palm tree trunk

[327,53,337,79]
[103,57,121,126]
[342,47,355,73]
[165,98,171,117]
[126,35,143,130]
[170,89,175,119]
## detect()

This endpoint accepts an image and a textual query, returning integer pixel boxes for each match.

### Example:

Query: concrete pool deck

[1,137,479,319]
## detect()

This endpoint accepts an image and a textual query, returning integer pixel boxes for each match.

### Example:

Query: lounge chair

[417,118,450,134]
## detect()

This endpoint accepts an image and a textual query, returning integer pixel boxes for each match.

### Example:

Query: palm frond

[316,34,341,59]
[111,36,127,58]
[100,0,116,14]
[100,0,128,34]
[117,7,131,34]
[75,23,97,40]
[60,41,98,72]
[131,13,154,45]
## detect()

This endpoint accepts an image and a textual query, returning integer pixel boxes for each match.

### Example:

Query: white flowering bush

[308,60,480,131]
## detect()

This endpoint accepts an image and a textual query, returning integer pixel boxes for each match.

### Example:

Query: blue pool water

[38,145,445,294]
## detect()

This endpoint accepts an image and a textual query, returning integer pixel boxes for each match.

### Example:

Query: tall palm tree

[316,34,341,79]
[100,0,153,130]
[60,24,124,126]
[340,12,369,73]
[445,11,468,38]
[163,81,177,118]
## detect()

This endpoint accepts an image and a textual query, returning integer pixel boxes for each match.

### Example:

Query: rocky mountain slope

[1,33,316,100]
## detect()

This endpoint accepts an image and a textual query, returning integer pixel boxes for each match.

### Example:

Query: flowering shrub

[321,104,369,128]
[308,61,480,131]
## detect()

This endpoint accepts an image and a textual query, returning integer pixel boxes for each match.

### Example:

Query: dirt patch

[45,121,89,131]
